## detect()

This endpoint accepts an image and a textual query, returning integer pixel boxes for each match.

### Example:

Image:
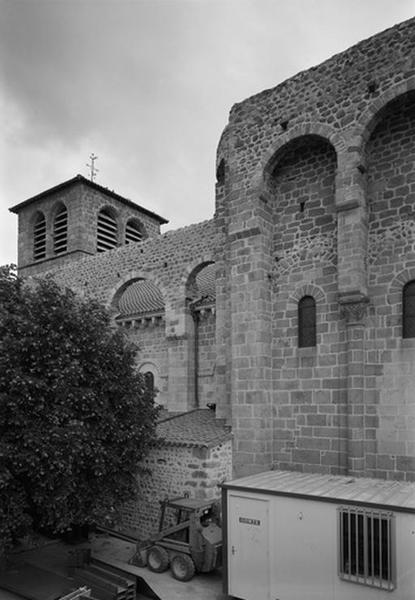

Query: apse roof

[156,408,231,448]
[117,263,216,317]
[118,280,164,316]
[192,263,216,305]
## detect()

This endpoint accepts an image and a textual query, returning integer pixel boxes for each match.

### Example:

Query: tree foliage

[0,266,159,550]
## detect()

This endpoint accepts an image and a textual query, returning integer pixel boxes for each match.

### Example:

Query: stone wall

[120,439,232,538]
[216,17,415,479]
[126,319,168,406]
[51,219,217,412]
[51,220,216,307]
[365,90,415,480]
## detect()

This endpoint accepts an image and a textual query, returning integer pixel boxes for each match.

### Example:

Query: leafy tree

[0,265,159,551]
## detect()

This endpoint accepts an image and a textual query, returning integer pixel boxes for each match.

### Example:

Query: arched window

[144,371,155,394]
[216,158,225,184]
[53,204,68,255]
[403,280,415,338]
[97,208,118,252]
[298,295,316,348]
[33,212,46,260]
[125,219,143,245]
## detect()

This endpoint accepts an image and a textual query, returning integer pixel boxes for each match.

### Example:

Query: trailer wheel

[147,545,169,573]
[170,553,195,581]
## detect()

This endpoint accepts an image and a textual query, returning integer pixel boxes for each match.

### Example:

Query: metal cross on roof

[86,153,99,181]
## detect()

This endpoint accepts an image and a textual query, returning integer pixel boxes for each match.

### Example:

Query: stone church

[9,18,415,533]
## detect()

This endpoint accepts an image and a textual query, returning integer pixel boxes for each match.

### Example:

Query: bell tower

[9,174,168,276]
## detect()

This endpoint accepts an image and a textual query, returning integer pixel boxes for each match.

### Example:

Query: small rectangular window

[338,506,394,591]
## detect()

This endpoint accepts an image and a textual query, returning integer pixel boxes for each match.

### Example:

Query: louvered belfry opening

[125,219,143,245]
[97,208,118,253]
[53,204,68,255]
[33,212,46,260]
[403,280,415,338]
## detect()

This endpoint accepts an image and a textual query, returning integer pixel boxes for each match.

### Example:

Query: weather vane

[86,153,99,181]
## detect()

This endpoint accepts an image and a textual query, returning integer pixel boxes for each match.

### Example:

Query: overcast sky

[1,0,414,266]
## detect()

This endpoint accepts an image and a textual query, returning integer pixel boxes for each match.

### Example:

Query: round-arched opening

[403,280,415,339]
[264,134,337,182]
[298,295,316,348]
[365,90,415,241]
[143,371,155,393]
[186,262,216,308]
[53,203,68,255]
[97,207,118,253]
[125,218,146,245]
[364,90,415,148]
[33,211,46,261]
[138,361,164,405]
[216,159,226,185]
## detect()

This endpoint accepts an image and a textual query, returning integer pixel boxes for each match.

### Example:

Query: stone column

[214,146,233,425]
[166,305,196,413]
[336,145,370,475]
[336,148,368,298]
[214,253,232,423]
[227,185,274,477]
[340,295,369,475]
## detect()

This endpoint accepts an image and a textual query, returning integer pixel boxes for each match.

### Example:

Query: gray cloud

[1,0,414,265]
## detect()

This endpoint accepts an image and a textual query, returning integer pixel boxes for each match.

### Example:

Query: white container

[222,470,415,600]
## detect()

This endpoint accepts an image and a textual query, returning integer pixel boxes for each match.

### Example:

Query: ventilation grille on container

[338,506,394,591]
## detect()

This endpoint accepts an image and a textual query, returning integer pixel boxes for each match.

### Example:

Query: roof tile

[156,409,231,447]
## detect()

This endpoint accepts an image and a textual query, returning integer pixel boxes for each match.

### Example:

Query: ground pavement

[0,534,226,600]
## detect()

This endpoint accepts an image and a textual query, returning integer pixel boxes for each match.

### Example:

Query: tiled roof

[194,263,215,304]
[117,262,216,317]
[9,174,168,224]
[118,279,164,316]
[156,408,231,448]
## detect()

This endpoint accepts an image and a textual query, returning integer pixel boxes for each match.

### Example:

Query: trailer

[222,470,415,600]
